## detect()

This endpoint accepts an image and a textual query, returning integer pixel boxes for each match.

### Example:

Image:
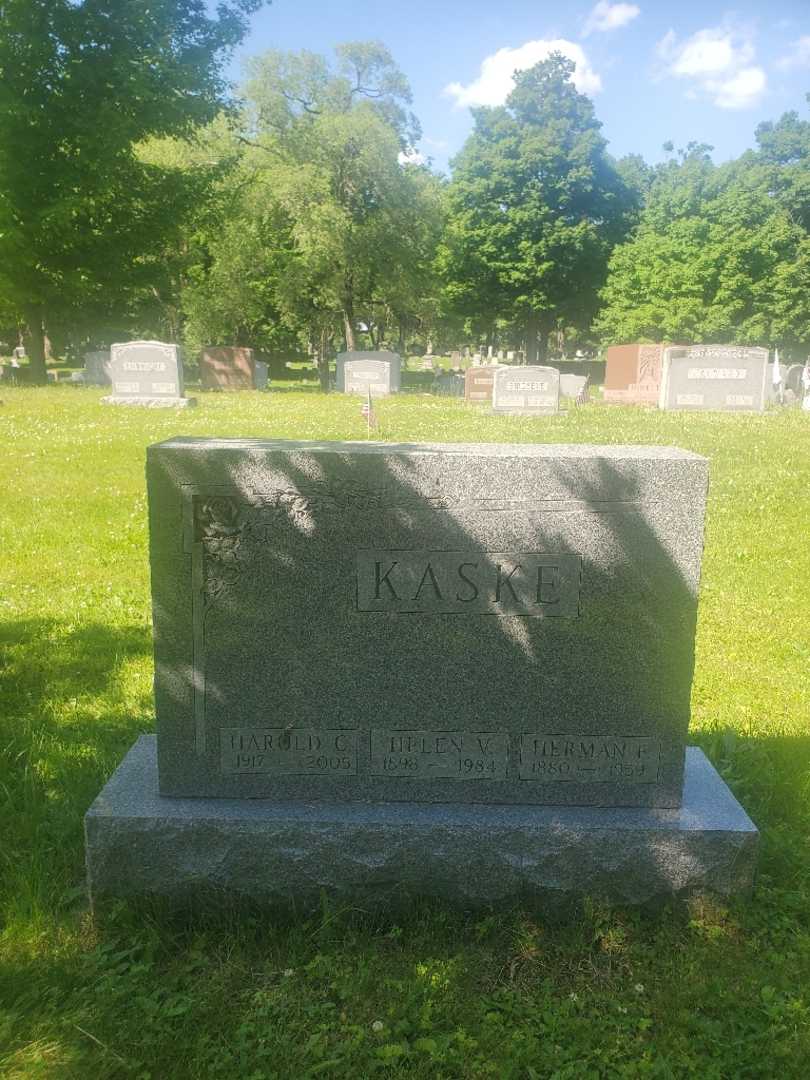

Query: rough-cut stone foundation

[85,737,758,910]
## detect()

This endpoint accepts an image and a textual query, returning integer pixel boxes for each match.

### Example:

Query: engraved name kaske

[356,550,581,616]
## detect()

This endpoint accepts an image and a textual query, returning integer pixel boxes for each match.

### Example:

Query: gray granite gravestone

[85,439,758,909]
[102,341,196,408]
[82,350,112,386]
[255,360,269,390]
[343,358,393,396]
[337,351,401,393]
[560,374,589,401]
[660,346,768,412]
[433,371,464,397]
[492,365,560,414]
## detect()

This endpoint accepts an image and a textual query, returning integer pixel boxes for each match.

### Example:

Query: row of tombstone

[73,344,269,405]
[604,343,806,411]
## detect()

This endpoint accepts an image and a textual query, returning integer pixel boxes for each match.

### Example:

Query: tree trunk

[24,308,48,384]
[397,319,406,356]
[317,327,331,392]
[342,308,356,351]
[525,312,539,365]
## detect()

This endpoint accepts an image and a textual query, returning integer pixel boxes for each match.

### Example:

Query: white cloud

[583,2,640,37]
[444,40,602,109]
[777,36,810,71]
[656,24,766,109]
[398,148,426,166]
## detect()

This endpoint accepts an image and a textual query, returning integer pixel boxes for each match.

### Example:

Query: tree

[0,0,263,382]
[183,42,442,389]
[438,54,638,362]
[595,134,810,351]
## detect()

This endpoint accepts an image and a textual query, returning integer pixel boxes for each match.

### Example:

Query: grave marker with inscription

[465,365,500,403]
[660,345,768,411]
[603,344,665,405]
[492,365,560,414]
[337,350,401,394]
[86,438,759,909]
[102,341,196,408]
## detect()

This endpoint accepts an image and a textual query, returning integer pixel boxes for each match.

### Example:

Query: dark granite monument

[102,341,196,408]
[660,346,768,411]
[200,347,256,391]
[465,365,500,403]
[603,344,665,405]
[85,440,758,908]
[492,366,560,414]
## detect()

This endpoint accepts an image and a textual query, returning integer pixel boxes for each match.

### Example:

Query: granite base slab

[85,736,758,911]
[101,395,197,408]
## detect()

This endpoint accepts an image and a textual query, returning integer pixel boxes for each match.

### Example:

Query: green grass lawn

[1,385,810,1079]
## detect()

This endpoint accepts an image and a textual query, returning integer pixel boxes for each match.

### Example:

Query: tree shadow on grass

[0,617,153,913]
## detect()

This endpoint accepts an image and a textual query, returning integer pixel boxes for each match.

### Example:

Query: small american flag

[361,387,378,435]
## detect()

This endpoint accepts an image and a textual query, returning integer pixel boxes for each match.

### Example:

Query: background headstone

[102,341,196,408]
[336,350,401,392]
[660,346,768,411]
[200,346,255,391]
[343,357,393,396]
[81,350,112,386]
[464,364,500,403]
[560,374,589,402]
[492,365,560,415]
[432,371,464,396]
[603,344,665,405]
[254,360,269,390]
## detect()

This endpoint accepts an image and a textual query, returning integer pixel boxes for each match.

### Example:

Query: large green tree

[438,54,638,362]
[182,42,443,388]
[595,133,810,351]
[0,0,263,381]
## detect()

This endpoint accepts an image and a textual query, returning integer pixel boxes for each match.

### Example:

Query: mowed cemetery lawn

[2,384,810,1079]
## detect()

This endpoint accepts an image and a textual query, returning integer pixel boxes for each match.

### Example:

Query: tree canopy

[0,0,263,380]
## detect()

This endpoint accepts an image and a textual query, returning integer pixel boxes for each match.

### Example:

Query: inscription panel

[520,735,661,783]
[662,345,768,411]
[356,550,581,616]
[222,728,358,775]
[370,729,509,779]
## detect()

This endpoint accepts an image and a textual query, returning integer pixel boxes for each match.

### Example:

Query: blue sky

[230,2,810,173]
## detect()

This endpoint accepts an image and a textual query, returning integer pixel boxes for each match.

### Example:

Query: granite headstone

[464,365,500,403]
[492,365,560,415]
[200,347,255,391]
[82,350,112,386]
[659,346,768,412]
[102,341,196,408]
[146,439,708,808]
[85,438,760,909]
[343,358,393,396]
[337,351,401,393]
[603,344,665,405]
